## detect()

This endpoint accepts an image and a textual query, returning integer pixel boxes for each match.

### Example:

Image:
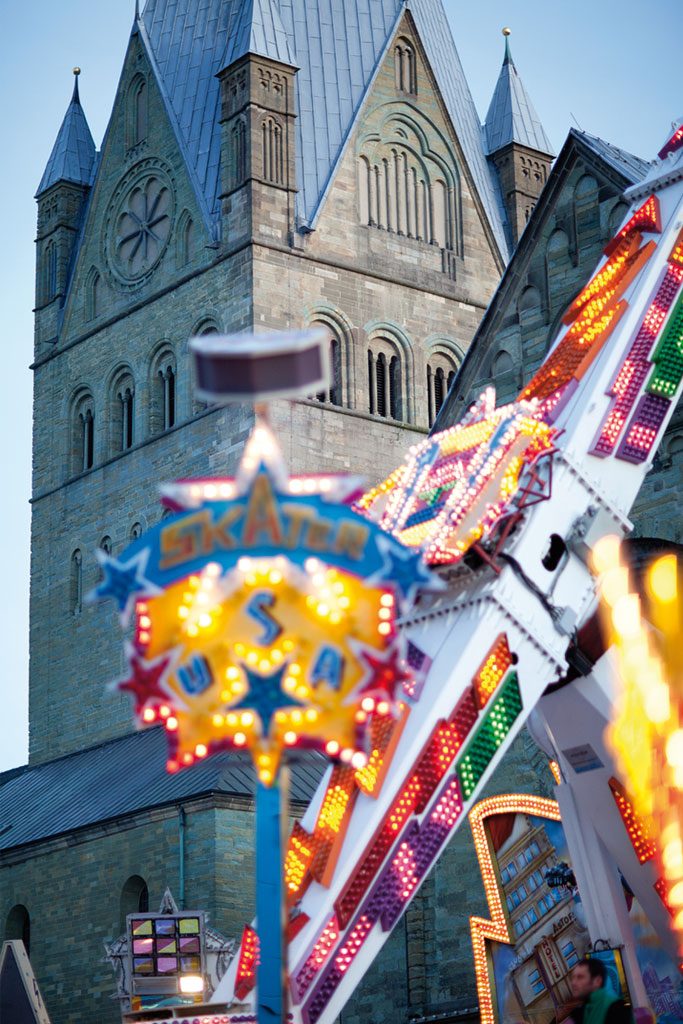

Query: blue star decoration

[230,663,307,738]
[369,536,440,606]
[89,548,161,621]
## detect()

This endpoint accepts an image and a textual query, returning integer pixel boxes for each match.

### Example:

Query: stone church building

[2,1,678,1022]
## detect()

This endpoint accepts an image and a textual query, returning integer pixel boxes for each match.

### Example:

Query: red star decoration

[357,647,411,704]
[118,650,173,713]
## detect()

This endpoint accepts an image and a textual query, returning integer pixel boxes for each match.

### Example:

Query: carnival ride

[91,119,683,1024]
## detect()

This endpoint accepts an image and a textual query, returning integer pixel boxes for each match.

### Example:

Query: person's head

[570,958,607,1000]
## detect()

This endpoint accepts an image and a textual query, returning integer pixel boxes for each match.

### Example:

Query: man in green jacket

[569,958,632,1024]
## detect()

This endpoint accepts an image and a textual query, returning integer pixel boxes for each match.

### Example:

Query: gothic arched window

[311,322,343,406]
[546,229,570,299]
[91,272,101,320]
[86,267,101,322]
[100,535,112,556]
[127,76,148,148]
[150,347,177,434]
[574,174,600,246]
[493,350,515,376]
[176,212,195,269]
[368,338,406,421]
[120,875,149,931]
[110,368,136,454]
[427,350,459,427]
[5,905,30,956]
[492,348,518,404]
[69,389,95,475]
[130,522,143,542]
[192,321,221,414]
[394,40,417,95]
[70,549,83,615]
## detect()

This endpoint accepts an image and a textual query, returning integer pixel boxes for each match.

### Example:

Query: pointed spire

[221,0,297,69]
[36,69,97,198]
[502,26,512,66]
[484,28,553,157]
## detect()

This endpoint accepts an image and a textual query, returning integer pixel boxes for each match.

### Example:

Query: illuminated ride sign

[92,421,435,784]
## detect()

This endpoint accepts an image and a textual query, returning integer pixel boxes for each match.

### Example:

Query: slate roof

[576,130,652,187]
[222,0,296,68]
[0,728,325,853]
[36,76,97,198]
[432,126,649,434]
[139,0,509,258]
[484,37,553,157]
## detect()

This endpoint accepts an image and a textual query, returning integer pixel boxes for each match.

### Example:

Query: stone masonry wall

[29,12,504,763]
[0,797,256,1024]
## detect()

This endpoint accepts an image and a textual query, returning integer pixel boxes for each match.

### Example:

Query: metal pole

[256,771,288,1023]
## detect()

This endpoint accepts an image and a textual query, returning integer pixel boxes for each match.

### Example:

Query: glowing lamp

[179,974,205,994]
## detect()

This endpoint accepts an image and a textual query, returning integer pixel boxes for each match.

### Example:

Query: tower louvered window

[434,366,445,415]
[389,356,400,419]
[315,333,342,406]
[427,358,458,427]
[368,345,404,421]
[375,352,387,418]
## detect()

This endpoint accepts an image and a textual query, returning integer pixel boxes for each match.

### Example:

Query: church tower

[217,0,299,247]
[34,70,96,348]
[28,0,506,769]
[484,29,554,247]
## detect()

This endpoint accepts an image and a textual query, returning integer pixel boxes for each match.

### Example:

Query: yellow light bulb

[666,731,683,768]
[648,553,678,604]
[601,566,630,607]
[612,594,641,637]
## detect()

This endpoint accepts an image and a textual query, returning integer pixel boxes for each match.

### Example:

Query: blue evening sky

[1,1,681,771]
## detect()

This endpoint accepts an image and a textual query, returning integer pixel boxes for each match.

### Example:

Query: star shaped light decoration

[90,549,161,621]
[357,388,556,565]
[95,421,437,784]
